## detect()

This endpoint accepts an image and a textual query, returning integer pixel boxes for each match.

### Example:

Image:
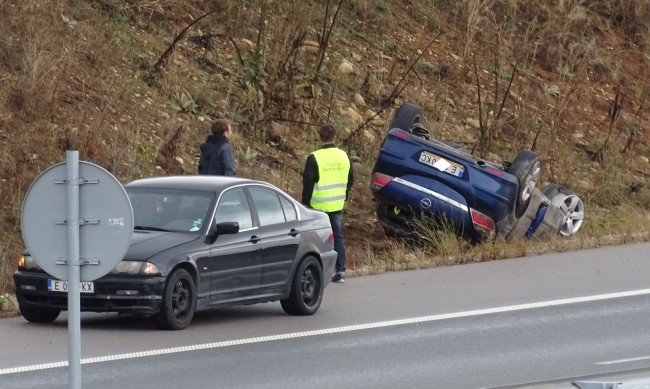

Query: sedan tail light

[328,229,334,243]
[370,172,394,192]
[470,208,495,238]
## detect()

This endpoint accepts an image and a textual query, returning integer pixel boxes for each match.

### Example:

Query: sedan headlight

[18,255,42,271]
[110,261,160,276]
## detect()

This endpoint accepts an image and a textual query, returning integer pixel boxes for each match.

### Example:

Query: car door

[207,187,262,299]
[248,186,300,288]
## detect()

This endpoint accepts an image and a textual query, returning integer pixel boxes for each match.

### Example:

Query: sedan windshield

[126,188,214,233]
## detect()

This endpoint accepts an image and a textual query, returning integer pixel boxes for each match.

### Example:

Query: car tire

[508,150,541,218]
[541,183,568,199]
[281,256,323,316]
[390,102,422,132]
[542,184,585,237]
[502,188,545,240]
[154,268,196,330]
[19,305,61,323]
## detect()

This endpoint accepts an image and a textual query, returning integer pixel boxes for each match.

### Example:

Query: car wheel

[281,256,323,316]
[508,150,541,217]
[19,305,61,323]
[390,102,422,132]
[154,268,196,330]
[542,184,585,236]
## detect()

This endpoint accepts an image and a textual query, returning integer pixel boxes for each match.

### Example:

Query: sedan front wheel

[154,268,196,330]
[19,305,61,323]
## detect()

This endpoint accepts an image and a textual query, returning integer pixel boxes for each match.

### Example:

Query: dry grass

[0,243,15,298]
[1,0,649,296]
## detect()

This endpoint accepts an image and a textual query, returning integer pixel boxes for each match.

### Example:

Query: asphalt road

[1,242,650,388]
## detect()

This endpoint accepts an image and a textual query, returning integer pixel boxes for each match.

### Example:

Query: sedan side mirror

[213,221,239,236]
[206,221,239,244]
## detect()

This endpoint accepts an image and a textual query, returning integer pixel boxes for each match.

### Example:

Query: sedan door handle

[249,235,261,243]
[289,228,299,237]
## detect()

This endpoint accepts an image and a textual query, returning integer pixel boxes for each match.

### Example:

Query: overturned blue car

[370,102,585,242]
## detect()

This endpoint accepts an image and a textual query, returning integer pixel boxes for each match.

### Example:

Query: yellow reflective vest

[310,147,350,212]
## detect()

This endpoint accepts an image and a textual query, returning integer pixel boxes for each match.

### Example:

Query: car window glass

[249,187,286,226]
[175,195,212,231]
[216,188,253,229]
[279,195,297,221]
[127,190,212,232]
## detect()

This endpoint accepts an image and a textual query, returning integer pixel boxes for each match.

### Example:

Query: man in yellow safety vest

[302,124,354,283]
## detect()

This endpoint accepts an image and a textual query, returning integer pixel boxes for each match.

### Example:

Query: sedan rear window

[279,195,297,222]
[249,187,286,226]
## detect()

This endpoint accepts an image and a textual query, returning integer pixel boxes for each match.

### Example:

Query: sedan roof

[125,175,262,193]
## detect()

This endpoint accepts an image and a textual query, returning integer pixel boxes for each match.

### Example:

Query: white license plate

[418,151,464,177]
[48,279,95,293]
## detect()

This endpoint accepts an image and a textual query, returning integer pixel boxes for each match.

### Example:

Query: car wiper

[134,225,170,232]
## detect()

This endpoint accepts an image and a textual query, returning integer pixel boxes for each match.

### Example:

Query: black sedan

[14,176,338,330]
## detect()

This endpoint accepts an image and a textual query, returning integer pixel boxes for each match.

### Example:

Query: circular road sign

[21,161,133,282]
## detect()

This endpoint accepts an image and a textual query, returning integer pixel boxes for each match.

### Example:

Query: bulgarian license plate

[48,279,95,293]
[418,151,464,177]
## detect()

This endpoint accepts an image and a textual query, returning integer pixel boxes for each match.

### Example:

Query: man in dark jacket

[198,119,237,176]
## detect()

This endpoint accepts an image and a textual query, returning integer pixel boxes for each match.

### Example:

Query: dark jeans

[327,211,346,273]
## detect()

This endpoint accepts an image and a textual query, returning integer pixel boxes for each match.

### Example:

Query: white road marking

[3,287,650,376]
[596,356,650,365]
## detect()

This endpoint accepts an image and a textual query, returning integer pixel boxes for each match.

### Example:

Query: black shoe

[331,272,345,283]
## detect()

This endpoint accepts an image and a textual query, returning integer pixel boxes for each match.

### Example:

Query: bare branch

[342,36,440,151]
[530,122,543,152]
[471,55,484,155]
[152,9,221,73]
[315,0,344,73]
[495,62,517,121]
[380,35,440,108]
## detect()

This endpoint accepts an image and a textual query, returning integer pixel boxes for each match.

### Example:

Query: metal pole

[66,151,82,389]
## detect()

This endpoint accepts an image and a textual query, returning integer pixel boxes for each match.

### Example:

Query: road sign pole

[66,151,82,389]
[21,153,133,389]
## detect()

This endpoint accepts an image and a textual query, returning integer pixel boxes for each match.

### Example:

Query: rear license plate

[418,151,464,177]
[48,279,95,293]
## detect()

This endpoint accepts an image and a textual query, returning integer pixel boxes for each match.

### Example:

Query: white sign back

[21,161,133,282]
